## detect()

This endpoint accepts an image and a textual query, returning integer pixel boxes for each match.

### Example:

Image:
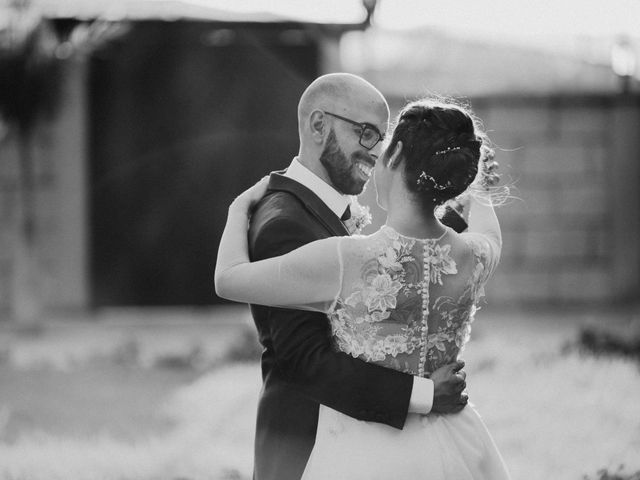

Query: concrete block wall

[373,94,640,305]
[1,74,638,312]
[473,95,640,305]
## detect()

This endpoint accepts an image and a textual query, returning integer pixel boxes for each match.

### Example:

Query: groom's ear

[309,110,326,144]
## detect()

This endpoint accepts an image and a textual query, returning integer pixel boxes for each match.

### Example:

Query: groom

[248,73,468,480]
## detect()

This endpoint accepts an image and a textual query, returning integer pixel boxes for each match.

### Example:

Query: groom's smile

[319,128,377,195]
[356,160,374,179]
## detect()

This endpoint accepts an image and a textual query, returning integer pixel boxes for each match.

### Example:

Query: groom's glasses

[323,111,384,150]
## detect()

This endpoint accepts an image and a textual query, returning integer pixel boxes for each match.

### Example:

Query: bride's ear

[388,141,403,169]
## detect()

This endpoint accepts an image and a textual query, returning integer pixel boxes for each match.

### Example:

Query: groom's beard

[319,129,371,196]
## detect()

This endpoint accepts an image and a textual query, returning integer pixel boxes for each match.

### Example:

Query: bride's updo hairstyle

[387,98,492,208]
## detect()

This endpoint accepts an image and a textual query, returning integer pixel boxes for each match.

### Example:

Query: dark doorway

[89,21,319,306]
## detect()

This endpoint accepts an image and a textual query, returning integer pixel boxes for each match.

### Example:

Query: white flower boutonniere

[344,198,372,235]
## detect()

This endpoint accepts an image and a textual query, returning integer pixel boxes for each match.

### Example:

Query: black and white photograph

[0,1,639,479]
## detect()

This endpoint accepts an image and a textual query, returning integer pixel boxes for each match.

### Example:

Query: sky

[14,0,640,42]
[374,0,639,39]
[181,0,640,67]
[184,0,640,41]
[8,0,640,75]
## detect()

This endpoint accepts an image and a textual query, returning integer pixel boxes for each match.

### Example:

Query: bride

[215,98,510,479]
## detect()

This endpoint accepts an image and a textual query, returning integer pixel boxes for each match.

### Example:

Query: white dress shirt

[285,157,351,218]
[284,157,434,415]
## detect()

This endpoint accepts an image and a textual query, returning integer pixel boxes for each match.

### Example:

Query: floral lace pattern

[328,226,495,376]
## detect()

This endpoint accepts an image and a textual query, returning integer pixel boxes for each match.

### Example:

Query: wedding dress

[216,196,510,479]
[296,225,510,480]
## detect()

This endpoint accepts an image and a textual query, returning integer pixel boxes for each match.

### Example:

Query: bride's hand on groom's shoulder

[429,359,469,414]
[230,176,270,215]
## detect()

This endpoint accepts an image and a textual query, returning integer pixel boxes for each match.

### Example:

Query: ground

[0,304,638,480]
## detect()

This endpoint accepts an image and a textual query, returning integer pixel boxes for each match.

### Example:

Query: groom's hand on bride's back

[429,360,468,414]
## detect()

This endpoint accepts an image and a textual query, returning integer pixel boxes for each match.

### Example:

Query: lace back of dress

[328,228,495,377]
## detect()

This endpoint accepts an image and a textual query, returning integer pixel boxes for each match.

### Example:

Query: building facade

[1,22,639,316]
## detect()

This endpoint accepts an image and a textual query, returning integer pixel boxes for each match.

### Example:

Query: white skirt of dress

[302,403,510,480]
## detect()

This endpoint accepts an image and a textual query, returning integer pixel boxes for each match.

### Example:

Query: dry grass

[0,306,638,480]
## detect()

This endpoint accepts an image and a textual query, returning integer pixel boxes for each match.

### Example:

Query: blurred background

[0,1,639,479]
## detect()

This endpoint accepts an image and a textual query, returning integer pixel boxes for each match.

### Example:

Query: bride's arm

[214,183,341,310]
[466,192,501,250]
[457,154,502,252]
[458,191,502,280]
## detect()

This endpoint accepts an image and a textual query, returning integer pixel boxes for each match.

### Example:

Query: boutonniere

[344,198,372,235]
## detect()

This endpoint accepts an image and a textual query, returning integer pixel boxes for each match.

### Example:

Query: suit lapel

[267,172,349,237]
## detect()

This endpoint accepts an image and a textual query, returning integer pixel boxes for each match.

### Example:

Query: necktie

[341,205,351,222]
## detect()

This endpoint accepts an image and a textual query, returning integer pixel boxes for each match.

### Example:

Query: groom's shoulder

[249,190,318,257]
[253,189,309,226]
[250,190,314,239]
[253,172,318,222]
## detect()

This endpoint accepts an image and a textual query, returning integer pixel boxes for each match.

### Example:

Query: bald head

[297,73,389,140]
[295,73,389,194]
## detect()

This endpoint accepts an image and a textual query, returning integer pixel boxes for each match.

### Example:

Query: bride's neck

[384,192,446,239]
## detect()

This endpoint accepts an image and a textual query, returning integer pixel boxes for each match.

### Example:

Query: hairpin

[433,146,461,156]
[416,171,452,191]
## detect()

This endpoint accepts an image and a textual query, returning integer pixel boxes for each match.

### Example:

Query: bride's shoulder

[337,229,391,259]
[456,232,501,277]
[343,227,389,244]
[458,231,498,255]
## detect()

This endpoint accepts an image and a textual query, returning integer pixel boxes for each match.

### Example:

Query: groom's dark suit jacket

[247,172,415,480]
